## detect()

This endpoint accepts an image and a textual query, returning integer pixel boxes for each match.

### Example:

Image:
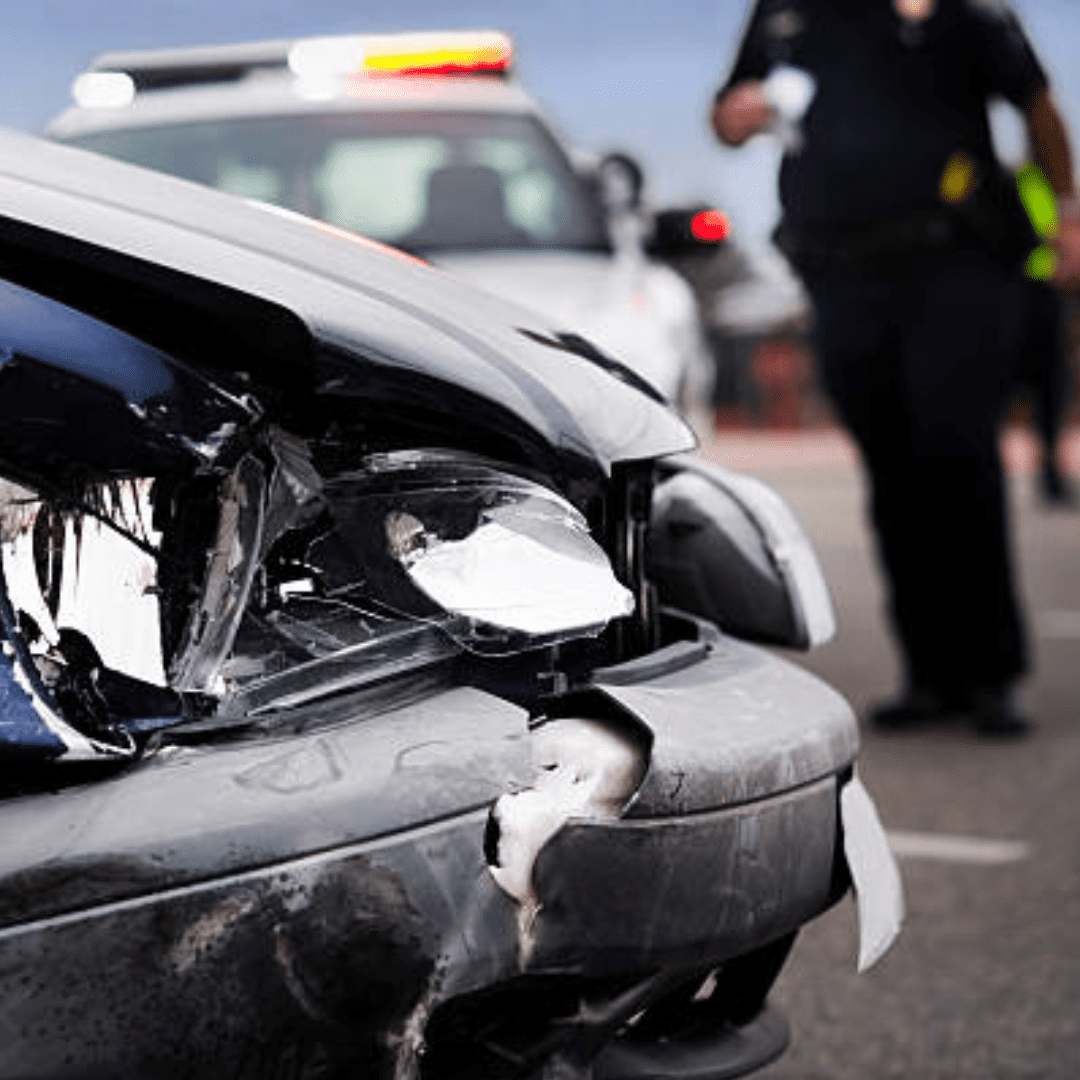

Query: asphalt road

[699,425,1080,1080]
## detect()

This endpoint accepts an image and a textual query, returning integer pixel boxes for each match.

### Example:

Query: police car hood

[0,132,693,482]
[435,250,706,402]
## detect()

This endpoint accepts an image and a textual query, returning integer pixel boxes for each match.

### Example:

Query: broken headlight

[324,451,634,655]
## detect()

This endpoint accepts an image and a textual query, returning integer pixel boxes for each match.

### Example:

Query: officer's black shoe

[870,683,1032,737]
[966,685,1032,738]
[868,686,961,730]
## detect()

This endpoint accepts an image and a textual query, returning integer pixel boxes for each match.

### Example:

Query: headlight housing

[325,450,634,654]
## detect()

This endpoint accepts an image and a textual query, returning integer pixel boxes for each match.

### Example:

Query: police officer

[713,0,1080,734]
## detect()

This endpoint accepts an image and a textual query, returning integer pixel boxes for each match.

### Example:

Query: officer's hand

[1052,198,1080,292]
[712,82,771,146]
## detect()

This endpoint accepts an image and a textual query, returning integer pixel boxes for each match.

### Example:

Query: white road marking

[886,831,1030,865]
[1037,610,1080,640]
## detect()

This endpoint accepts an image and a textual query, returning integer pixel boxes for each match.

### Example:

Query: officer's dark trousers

[805,253,1028,692]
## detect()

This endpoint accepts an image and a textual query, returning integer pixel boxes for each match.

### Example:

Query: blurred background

[5,0,1080,430]
[6,2,1079,248]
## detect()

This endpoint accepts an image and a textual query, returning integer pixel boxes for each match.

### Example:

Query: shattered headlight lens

[325,450,634,654]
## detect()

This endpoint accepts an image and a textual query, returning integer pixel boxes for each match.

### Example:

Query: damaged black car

[0,132,900,1080]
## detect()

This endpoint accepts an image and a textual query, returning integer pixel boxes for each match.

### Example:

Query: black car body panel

[0,640,850,1080]
[0,684,529,927]
[529,776,839,972]
[0,275,256,485]
[0,629,854,924]
[649,454,837,650]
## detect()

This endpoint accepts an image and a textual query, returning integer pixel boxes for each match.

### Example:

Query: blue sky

[4,1,1078,255]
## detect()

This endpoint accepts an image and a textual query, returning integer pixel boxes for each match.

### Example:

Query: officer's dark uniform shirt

[721,0,1048,235]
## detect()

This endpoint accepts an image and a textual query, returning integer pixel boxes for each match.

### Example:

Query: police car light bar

[79,40,295,100]
[288,31,514,81]
[70,32,513,109]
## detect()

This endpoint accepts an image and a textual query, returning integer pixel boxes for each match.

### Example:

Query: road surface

[699,424,1080,1080]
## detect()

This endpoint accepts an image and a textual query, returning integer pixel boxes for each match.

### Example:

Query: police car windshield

[67,111,610,255]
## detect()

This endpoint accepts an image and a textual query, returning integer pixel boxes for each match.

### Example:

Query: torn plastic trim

[258,426,325,562]
[168,454,266,693]
[0,543,135,763]
[840,772,904,972]
[486,707,650,913]
[0,645,135,762]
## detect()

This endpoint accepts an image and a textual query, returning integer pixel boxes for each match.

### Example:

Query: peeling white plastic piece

[488,717,646,905]
[841,774,905,972]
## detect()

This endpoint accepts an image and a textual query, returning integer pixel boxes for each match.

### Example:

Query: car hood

[0,132,694,483]
[435,250,704,402]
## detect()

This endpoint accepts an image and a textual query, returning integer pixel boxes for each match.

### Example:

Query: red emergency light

[689,209,731,243]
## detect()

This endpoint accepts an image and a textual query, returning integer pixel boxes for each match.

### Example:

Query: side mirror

[647,206,731,260]
[648,453,835,650]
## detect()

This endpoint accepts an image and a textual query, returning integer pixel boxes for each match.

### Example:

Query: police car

[45,30,716,406]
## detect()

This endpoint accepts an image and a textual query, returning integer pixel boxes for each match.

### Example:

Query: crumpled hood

[0,132,696,480]
[435,250,708,402]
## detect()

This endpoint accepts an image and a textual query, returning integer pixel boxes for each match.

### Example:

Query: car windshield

[67,111,610,254]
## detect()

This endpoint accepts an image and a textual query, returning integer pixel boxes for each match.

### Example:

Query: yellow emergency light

[288,31,514,82]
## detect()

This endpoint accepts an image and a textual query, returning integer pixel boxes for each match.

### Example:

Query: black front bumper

[0,623,858,1079]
